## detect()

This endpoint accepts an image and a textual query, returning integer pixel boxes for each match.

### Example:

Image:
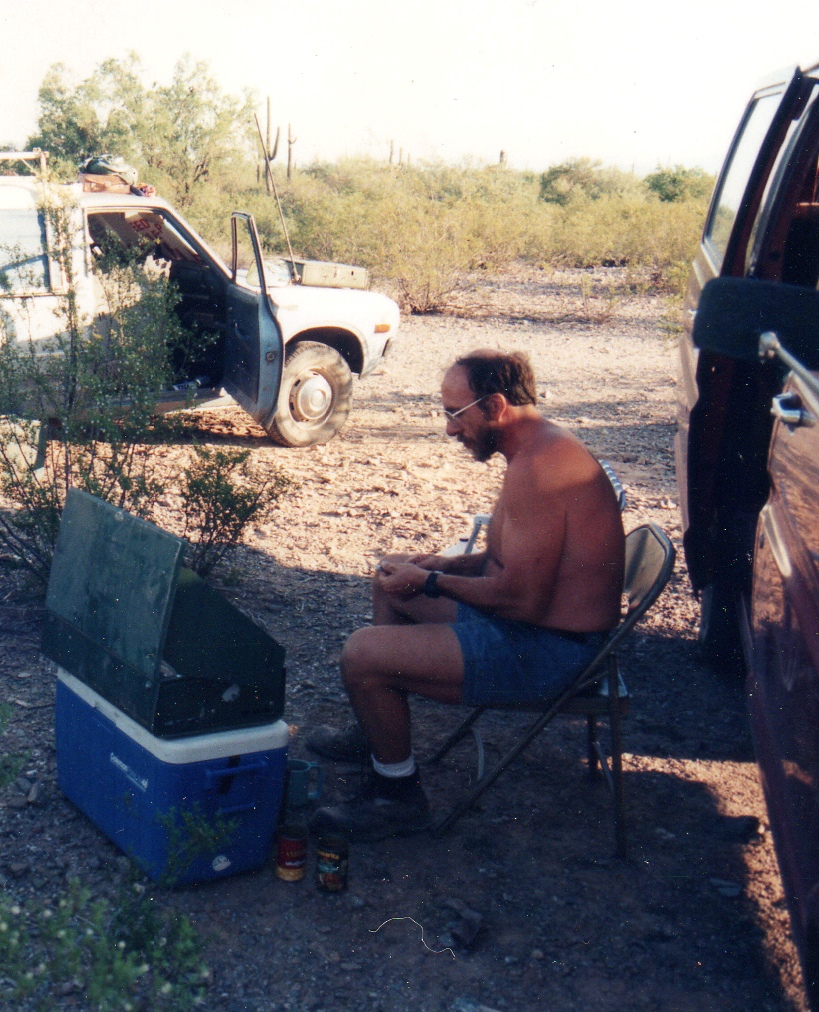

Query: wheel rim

[290,372,333,423]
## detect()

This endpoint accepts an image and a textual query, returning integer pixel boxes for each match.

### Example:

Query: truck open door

[223,212,283,425]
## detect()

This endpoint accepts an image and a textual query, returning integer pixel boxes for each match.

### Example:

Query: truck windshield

[705,92,783,269]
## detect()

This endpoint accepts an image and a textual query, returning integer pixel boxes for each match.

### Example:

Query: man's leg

[340,622,464,763]
[308,622,466,841]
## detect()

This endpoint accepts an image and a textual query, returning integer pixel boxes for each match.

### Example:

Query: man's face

[440,366,498,462]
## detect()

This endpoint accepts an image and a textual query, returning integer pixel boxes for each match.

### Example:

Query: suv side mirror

[693,276,819,370]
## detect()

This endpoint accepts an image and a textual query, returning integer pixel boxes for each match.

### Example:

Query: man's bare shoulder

[506,419,598,491]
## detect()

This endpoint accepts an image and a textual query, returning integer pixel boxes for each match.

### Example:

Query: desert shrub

[0,878,207,1010]
[535,193,707,292]
[181,445,291,577]
[234,157,708,305]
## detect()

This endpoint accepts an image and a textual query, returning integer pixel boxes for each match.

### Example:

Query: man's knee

[341,629,377,691]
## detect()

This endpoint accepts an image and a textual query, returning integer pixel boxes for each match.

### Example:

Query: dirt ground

[0,265,811,1011]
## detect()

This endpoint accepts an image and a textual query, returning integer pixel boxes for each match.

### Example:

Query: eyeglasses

[442,396,486,423]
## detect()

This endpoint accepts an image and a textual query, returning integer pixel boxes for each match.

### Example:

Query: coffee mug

[286,759,324,808]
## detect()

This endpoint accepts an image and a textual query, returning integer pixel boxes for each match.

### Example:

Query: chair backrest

[570,523,675,695]
[623,524,675,620]
[597,523,676,657]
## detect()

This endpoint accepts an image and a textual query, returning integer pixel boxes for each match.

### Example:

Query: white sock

[372,754,416,778]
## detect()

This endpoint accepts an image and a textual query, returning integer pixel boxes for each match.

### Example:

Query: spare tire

[265,341,354,447]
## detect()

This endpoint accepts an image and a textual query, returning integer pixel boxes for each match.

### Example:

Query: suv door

[677,68,819,663]
[752,364,819,1002]
[223,213,283,425]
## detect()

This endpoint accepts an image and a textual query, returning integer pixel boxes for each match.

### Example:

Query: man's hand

[406,553,445,571]
[376,551,447,573]
[376,560,430,599]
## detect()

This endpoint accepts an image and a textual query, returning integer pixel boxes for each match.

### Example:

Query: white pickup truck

[0,172,399,446]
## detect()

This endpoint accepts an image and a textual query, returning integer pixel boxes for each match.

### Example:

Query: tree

[539,158,638,205]
[136,56,255,203]
[27,55,255,204]
[644,165,714,202]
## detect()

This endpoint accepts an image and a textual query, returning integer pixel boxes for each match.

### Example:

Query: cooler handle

[205,759,269,815]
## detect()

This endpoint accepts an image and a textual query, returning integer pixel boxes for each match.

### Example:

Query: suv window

[0,207,51,293]
[704,92,783,268]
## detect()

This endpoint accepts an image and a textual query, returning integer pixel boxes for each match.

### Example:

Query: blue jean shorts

[452,603,607,706]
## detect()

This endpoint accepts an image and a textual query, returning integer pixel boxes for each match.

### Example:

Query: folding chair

[426,523,676,858]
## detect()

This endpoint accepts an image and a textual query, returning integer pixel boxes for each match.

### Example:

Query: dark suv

[677,63,819,1002]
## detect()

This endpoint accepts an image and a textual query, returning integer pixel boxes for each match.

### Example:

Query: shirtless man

[308,350,625,841]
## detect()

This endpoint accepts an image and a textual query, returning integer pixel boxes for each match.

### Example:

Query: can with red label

[316,835,349,892]
[275,823,307,881]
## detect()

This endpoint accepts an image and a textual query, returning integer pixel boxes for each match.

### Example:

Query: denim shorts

[452,603,608,706]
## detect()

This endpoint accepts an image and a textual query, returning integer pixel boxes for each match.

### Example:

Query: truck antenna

[254,113,299,282]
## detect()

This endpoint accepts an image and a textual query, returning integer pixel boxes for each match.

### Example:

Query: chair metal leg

[431,707,557,836]
[586,714,599,779]
[607,656,627,859]
[426,707,485,766]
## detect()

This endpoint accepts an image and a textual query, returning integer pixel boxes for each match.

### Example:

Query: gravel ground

[0,266,809,1010]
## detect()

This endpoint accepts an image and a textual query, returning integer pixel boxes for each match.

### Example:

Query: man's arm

[407,551,488,576]
[378,461,566,624]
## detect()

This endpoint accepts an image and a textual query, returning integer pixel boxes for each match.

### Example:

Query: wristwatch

[423,570,444,598]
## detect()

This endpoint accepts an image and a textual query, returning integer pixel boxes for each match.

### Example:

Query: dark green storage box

[42,489,286,738]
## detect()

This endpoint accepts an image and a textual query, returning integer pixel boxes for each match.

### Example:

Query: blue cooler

[56,670,289,885]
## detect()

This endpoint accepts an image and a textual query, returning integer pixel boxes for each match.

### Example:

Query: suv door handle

[771,393,812,428]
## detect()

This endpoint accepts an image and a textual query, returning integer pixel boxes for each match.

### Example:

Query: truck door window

[0,206,51,293]
[705,93,782,269]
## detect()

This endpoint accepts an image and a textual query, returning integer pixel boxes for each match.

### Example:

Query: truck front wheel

[265,342,353,447]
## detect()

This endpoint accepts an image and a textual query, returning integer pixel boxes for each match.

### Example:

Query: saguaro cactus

[287,124,297,181]
[261,98,280,193]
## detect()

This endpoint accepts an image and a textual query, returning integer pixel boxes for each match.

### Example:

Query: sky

[3,0,819,176]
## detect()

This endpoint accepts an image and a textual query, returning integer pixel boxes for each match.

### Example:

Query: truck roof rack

[0,150,49,174]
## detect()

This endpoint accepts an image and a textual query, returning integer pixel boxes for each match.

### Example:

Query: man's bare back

[483,418,624,632]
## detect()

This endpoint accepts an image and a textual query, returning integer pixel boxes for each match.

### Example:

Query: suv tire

[266,341,353,447]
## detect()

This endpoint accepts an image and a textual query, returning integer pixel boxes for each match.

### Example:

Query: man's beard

[472,429,499,462]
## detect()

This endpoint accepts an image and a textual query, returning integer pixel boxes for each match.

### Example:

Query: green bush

[181,445,292,577]
[0,879,207,1010]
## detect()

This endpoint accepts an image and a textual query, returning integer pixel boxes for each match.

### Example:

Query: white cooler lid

[57,669,289,763]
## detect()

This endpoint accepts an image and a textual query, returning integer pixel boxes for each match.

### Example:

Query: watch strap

[423,570,444,598]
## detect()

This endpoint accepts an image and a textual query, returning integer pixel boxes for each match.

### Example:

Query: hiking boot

[306,723,370,763]
[308,774,431,842]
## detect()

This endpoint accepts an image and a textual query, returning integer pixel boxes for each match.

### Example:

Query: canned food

[275,823,308,882]
[316,835,349,892]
